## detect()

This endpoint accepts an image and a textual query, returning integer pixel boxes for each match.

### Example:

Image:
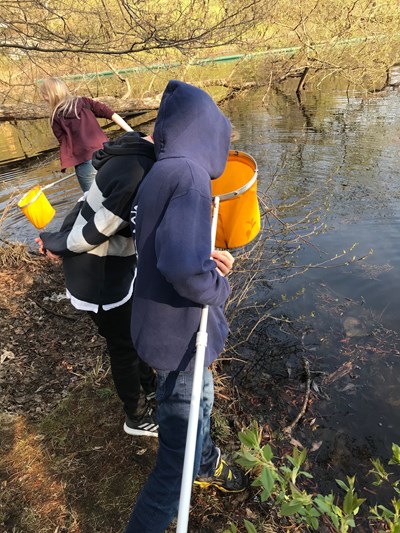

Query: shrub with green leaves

[228,422,400,532]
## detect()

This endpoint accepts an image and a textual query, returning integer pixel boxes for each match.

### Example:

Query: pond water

[1,81,400,509]
[223,84,400,505]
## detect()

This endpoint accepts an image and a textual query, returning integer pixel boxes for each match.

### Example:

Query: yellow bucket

[211,150,260,249]
[18,185,56,230]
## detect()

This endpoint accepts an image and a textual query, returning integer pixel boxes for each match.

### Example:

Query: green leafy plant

[231,421,400,532]
[236,422,326,530]
[314,477,365,532]
[369,444,400,533]
[390,444,400,466]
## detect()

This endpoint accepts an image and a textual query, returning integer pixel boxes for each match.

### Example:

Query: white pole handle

[41,172,76,191]
[176,196,220,533]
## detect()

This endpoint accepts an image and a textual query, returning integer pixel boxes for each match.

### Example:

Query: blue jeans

[75,160,97,192]
[125,368,219,533]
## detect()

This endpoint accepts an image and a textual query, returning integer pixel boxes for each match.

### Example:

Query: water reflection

[223,85,400,488]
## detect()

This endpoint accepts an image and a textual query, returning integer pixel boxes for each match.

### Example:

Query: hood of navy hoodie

[131,80,232,372]
[153,79,230,177]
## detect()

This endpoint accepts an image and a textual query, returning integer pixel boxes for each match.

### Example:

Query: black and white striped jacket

[40,132,155,310]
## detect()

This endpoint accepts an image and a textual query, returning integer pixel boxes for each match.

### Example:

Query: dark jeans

[125,368,219,533]
[88,299,155,418]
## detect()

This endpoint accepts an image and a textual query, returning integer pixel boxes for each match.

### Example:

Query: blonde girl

[40,77,133,192]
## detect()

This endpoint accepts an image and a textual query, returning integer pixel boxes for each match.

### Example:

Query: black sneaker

[194,456,248,493]
[123,407,159,437]
[145,391,156,401]
[144,391,157,411]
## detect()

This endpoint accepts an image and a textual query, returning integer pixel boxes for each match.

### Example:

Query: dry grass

[0,241,35,268]
[0,380,159,533]
[0,192,36,268]
[0,414,72,531]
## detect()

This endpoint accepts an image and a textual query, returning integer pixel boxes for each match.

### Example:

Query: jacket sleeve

[58,200,82,232]
[40,200,84,256]
[83,97,114,120]
[155,188,230,307]
[40,168,137,256]
[41,201,130,256]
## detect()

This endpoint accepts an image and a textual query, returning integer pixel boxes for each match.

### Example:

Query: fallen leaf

[0,349,15,364]
[311,441,323,452]
[290,437,304,448]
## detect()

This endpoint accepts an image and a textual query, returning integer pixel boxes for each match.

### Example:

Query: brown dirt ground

[0,253,285,533]
[0,257,103,420]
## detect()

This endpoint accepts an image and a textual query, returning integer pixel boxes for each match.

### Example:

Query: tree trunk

[0,80,257,122]
[0,96,162,122]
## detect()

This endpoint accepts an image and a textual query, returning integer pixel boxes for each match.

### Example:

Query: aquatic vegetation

[226,421,400,532]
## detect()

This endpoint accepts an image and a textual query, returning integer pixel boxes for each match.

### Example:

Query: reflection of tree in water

[255,83,400,228]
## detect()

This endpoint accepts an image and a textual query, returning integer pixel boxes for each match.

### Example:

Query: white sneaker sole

[123,422,159,437]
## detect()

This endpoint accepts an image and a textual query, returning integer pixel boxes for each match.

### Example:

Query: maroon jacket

[51,96,114,170]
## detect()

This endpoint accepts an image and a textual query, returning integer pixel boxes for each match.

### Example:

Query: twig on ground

[283,332,311,436]
[28,298,80,321]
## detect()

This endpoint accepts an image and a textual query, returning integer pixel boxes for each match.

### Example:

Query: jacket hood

[92,132,155,170]
[153,80,231,179]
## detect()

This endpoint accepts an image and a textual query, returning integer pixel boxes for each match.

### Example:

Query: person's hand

[45,249,61,261]
[35,237,46,254]
[211,250,234,277]
[35,237,61,262]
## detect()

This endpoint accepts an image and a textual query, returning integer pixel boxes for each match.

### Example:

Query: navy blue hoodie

[130,80,231,371]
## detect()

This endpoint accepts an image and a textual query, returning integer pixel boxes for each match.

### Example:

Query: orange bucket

[211,150,260,249]
[18,185,56,229]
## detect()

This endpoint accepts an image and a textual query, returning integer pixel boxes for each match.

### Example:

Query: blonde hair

[40,77,79,125]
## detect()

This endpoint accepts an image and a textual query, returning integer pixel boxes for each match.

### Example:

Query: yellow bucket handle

[18,172,76,208]
[19,187,44,208]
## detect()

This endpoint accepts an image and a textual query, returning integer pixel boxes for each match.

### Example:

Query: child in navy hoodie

[126,80,247,533]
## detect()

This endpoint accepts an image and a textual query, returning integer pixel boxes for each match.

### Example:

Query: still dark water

[1,82,400,503]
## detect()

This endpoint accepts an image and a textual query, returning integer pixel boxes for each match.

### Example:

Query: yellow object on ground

[211,150,260,249]
[18,185,56,229]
